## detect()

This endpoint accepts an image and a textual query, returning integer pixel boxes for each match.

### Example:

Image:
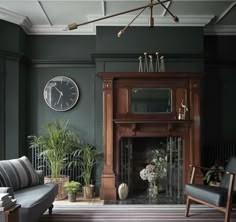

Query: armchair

[184,157,236,222]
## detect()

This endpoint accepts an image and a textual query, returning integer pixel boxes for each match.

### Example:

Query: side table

[0,204,20,222]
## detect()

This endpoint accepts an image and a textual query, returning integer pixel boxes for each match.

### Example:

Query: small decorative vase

[148,181,159,199]
[153,182,159,196]
[118,183,129,200]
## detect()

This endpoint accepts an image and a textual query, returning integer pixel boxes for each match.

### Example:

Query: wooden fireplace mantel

[98,72,203,200]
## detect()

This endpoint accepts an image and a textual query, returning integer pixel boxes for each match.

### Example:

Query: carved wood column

[100,78,117,200]
[189,79,202,183]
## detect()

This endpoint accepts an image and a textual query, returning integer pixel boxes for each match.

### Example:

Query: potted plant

[74,144,97,199]
[64,181,81,202]
[28,119,81,200]
[203,164,224,186]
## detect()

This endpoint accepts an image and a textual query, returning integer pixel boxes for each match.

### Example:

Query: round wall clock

[43,76,79,112]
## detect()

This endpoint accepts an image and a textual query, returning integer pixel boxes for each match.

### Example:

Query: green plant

[28,119,81,178]
[74,144,97,186]
[64,181,81,194]
[203,165,224,185]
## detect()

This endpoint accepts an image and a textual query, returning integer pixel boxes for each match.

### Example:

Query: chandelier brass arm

[67,0,178,31]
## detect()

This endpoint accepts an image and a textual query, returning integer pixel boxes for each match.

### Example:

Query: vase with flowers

[140,149,167,198]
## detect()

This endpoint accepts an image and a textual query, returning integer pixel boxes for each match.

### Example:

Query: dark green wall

[0,20,24,53]
[204,36,236,144]
[26,35,95,61]
[26,65,96,145]
[25,35,96,153]
[96,26,203,54]
[0,55,5,159]
[0,20,27,159]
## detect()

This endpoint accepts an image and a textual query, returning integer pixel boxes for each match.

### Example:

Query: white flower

[140,148,168,182]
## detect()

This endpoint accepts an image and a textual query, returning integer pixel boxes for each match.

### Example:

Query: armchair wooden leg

[48,204,54,215]
[185,196,191,217]
[224,207,231,222]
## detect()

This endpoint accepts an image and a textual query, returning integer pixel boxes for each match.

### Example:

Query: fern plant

[64,181,81,194]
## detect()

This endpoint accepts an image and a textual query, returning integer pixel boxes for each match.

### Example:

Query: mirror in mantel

[131,88,172,113]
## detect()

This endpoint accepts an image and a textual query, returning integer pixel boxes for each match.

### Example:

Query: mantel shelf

[114,119,193,125]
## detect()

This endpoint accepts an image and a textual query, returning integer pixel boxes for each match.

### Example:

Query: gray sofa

[0,156,58,222]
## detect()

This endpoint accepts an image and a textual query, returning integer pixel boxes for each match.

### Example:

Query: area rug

[39,204,236,222]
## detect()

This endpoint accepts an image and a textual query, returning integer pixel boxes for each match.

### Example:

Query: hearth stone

[104,192,185,205]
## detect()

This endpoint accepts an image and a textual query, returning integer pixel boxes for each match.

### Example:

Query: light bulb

[117,30,124,37]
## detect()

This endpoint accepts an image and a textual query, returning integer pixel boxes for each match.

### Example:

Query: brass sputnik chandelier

[67,0,179,37]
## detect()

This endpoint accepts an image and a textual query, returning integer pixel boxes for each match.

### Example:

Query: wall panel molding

[31,60,95,68]
[0,56,5,159]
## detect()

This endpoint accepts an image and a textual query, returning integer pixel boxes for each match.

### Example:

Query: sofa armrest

[0,187,14,198]
[35,170,44,184]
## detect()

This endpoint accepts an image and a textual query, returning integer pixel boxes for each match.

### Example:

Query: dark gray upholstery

[0,156,40,191]
[185,184,228,206]
[221,157,236,189]
[0,157,58,222]
[185,157,236,222]
[185,157,236,207]
[15,183,58,222]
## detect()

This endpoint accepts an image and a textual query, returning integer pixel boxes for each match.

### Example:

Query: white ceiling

[0,0,236,35]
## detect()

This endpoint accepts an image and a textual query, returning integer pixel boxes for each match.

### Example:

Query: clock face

[44,76,79,111]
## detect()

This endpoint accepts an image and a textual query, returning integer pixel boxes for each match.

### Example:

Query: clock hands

[54,86,64,105]
[57,93,62,105]
[55,86,63,95]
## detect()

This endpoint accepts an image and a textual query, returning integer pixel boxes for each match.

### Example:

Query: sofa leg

[48,204,54,215]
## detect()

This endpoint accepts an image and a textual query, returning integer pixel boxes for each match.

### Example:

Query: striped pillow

[0,156,40,191]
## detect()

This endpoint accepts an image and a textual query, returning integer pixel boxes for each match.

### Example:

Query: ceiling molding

[215,1,236,24]
[25,15,214,35]
[37,1,52,26]
[28,24,95,35]
[1,1,236,36]
[87,14,214,26]
[162,1,171,17]
[0,7,32,32]
[204,25,236,35]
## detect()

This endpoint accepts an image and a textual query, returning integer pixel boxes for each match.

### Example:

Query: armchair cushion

[185,157,236,222]
[0,156,40,191]
[221,157,236,190]
[185,184,229,206]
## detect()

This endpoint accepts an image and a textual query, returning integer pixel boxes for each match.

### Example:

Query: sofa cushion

[0,156,40,191]
[14,183,58,208]
[14,183,58,222]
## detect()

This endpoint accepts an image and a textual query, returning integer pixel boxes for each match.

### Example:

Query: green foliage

[28,119,81,178]
[203,165,224,185]
[74,144,97,186]
[150,149,168,179]
[64,181,81,194]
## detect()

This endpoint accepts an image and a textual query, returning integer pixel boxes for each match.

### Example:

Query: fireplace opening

[119,136,184,202]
